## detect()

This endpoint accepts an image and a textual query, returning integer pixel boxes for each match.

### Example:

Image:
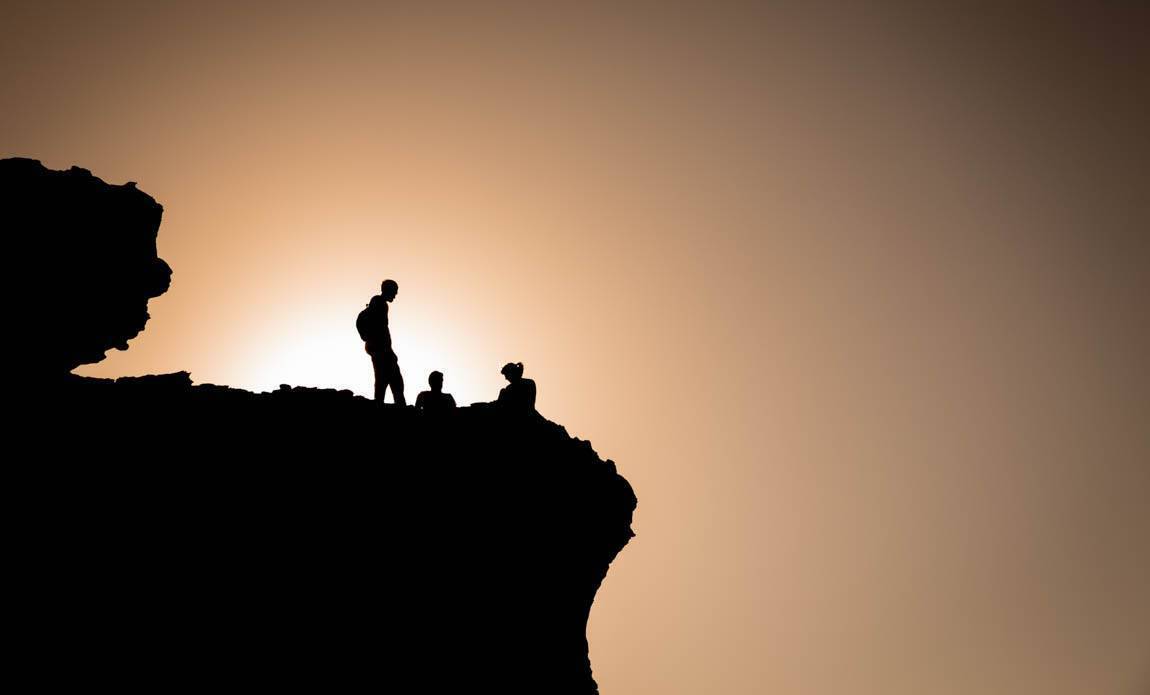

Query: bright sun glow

[238,302,489,404]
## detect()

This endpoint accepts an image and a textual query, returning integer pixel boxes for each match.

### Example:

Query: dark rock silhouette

[2,158,171,375]
[27,375,636,693]
[9,160,636,694]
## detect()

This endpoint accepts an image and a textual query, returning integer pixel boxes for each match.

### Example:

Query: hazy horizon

[4,2,1148,693]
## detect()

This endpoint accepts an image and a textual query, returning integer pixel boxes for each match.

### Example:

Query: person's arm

[380,302,392,349]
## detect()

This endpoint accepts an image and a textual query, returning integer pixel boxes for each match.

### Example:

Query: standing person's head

[380,279,399,301]
[501,362,524,383]
[428,370,444,393]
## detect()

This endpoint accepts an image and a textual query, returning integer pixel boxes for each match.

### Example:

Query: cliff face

[2,158,171,374]
[27,375,636,693]
[9,160,637,693]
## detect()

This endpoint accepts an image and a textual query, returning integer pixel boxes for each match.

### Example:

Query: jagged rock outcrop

[23,375,636,692]
[1,158,171,374]
[9,162,636,693]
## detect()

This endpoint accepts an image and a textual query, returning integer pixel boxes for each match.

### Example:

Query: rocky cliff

[6,159,636,693]
[2,157,171,375]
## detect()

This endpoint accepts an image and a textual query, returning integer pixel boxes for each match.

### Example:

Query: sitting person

[415,370,457,413]
[496,362,536,411]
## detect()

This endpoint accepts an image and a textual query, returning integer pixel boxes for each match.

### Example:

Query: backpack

[356,301,375,343]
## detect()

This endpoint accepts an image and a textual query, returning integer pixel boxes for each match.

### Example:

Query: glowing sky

[4,2,1148,693]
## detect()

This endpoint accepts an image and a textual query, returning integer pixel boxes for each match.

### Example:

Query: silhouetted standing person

[357,279,405,405]
[496,361,536,411]
[415,370,457,413]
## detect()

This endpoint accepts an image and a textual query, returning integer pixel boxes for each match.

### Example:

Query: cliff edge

[6,158,637,693]
[2,157,171,375]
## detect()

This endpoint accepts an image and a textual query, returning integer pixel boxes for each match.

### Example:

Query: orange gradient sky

[4,2,1148,693]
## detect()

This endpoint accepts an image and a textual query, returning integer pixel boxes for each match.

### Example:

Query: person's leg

[389,367,406,406]
[370,352,386,401]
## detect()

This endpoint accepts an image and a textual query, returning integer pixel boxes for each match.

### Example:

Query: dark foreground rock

[5,159,636,693]
[2,157,171,374]
[18,375,636,693]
